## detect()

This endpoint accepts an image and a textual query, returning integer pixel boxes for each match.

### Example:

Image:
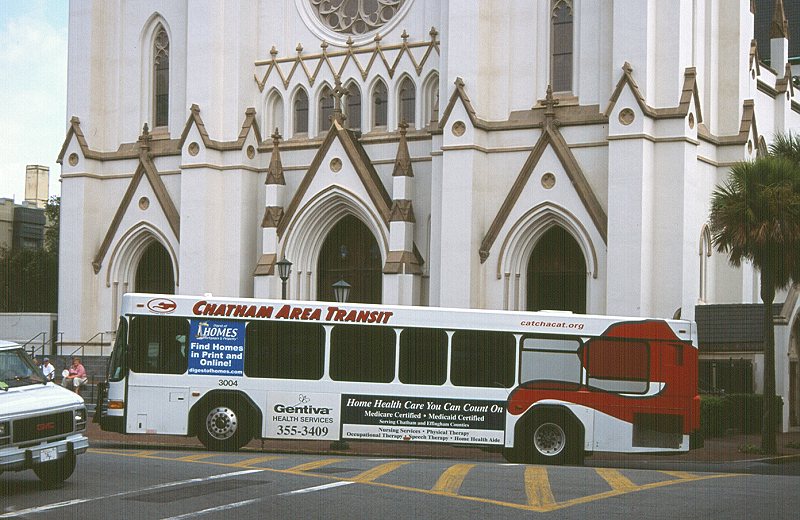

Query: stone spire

[770,0,788,39]
[770,0,790,70]
[266,128,284,185]
[331,75,348,125]
[392,120,414,177]
[542,84,559,124]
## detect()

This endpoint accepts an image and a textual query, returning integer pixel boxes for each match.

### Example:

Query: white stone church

[58,0,800,430]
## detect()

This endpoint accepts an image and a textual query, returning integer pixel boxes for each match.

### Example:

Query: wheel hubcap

[206,406,238,440]
[533,422,566,456]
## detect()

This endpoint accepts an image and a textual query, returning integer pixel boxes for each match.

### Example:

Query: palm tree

[709,153,800,453]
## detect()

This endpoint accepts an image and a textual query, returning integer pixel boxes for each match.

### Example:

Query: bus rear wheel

[508,410,583,465]
[198,402,251,452]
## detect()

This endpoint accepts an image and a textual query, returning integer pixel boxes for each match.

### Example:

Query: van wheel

[198,402,251,452]
[33,452,76,488]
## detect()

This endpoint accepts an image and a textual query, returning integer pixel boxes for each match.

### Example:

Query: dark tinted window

[109,317,129,381]
[585,338,649,393]
[129,316,188,374]
[451,330,515,388]
[399,327,448,385]
[330,325,395,382]
[245,321,324,380]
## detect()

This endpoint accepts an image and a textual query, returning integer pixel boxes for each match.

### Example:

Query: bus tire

[197,401,251,452]
[33,452,76,488]
[513,409,583,466]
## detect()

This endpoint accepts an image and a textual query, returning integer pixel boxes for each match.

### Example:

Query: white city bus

[98,293,700,464]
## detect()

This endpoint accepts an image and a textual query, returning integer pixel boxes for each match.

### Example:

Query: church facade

[58,0,800,430]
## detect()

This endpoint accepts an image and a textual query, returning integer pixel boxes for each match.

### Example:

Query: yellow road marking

[660,470,695,480]
[352,461,411,482]
[288,458,344,472]
[133,450,160,458]
[89,449,743,513]
[524,466,555,507]
[174,453,219,462]
[229,455,284,468]
[549,473,736,512]
[431,463,474,495]
[595,468,637,491]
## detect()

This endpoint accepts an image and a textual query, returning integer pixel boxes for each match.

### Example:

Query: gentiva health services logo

[147,298,177,314]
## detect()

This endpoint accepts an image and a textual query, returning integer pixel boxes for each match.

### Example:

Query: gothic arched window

[153,27,169,127]
[372,80,388,128]
[699,225,712,302]
[398,77,416,127]
[294,88,309,135]
[319,86,334,132]
[551,0,573,93]
[345,81,362,130]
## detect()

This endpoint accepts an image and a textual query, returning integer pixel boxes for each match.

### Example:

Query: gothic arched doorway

[135,241,175,294]
[526,226,586,313]
[317,215,382,303]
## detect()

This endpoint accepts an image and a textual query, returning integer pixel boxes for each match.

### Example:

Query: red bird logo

[147,298,177,313]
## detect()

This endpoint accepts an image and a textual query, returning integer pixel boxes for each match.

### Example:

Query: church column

[253,130,285,298]
[383,122,421,305]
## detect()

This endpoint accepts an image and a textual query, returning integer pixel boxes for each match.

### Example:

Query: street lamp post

[276,258,292,300]
[332,279,351,303]
[330,278,352,452]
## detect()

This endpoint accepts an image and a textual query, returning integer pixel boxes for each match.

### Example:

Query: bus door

[126,315,190,434]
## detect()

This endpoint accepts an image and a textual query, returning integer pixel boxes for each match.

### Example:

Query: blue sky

[0,0,68,203]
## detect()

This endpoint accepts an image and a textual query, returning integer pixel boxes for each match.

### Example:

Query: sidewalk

[85,420,800,464]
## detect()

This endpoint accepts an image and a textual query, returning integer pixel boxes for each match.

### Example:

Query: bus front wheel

[198,402,251,452]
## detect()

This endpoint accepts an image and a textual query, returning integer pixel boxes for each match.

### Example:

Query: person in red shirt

[62,356,87,395]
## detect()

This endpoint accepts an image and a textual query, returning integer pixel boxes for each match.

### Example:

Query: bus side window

[450,330,515,388]
[519,337,582,386]
[129,316,189,375]
[399,327,448,385]
[585,338,649,393]
[244,321,324,380]
[330,325,395,383]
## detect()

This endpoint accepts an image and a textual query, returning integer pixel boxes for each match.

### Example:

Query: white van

[0,341,89,486]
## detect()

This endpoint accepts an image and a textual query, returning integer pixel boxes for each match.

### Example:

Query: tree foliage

[709,135,800,454]
[0,197,60,313]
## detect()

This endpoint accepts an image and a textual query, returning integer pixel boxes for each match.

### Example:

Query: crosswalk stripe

[595,468,637,491]
[287,458,344,472]
[352,461,411,482]
[524,466,556,507]
[431,463,475,495]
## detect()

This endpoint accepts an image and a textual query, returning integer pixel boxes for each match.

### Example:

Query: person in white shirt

[41,358,55,382]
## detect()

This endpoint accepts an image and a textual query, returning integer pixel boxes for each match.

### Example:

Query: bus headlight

[108,400,125,410]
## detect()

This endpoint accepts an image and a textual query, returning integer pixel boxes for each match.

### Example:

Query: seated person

[62,356,88,394]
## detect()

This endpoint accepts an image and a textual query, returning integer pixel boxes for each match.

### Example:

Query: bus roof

[119,293,695,342]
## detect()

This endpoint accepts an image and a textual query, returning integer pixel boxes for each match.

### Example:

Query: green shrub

[700,395,729,437]
[700,394,783,437]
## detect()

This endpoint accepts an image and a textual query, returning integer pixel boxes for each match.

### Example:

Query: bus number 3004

[217,379,238,387]
[276,425,329,437]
